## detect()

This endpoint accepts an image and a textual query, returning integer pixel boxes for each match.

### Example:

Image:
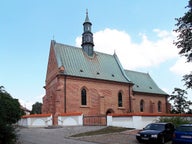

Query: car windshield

[176,126,192,132]
[144,124,165,131]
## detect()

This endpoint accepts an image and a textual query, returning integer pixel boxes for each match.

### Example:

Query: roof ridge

[56,42,82,50]
[125,69,148,75]
[55,41,117,57]
[113,53,132,83]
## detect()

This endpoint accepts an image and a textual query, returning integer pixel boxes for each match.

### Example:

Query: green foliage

[159,117,191,127]
[174,0,192,63]
[183,73,192,89]
[174,0,192,89]
[31,102,42,114]
[0,86,22,144]
[169,88,192,114]
[0,124,17,144]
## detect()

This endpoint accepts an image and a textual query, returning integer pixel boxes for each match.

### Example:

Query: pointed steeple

[81,9,94,57]
[85,9,90,23]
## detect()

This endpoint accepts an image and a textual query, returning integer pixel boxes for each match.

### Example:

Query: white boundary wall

[18,113,192,128]
[107,115,192,129]
[18,114,52,127]
[107,115,159,129]
[18,113,83,127]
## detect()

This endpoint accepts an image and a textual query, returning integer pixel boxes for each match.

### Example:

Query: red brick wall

[43,74,168,117]
[65,76,131,115]
[42,75,133,125]
[131,92,167,113]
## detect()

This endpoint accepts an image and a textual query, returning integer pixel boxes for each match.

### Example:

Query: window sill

[118,107,125,110]
[80,105,90,108]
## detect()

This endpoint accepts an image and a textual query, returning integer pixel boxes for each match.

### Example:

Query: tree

[0,86,23,144]
[169,88,192,113]
[31,102,42,114]
[174,0,192,89]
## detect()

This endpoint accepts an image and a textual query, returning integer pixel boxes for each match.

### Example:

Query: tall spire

[85,9,90,23]
[81,10,94,57]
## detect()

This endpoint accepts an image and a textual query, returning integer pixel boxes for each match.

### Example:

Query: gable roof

[125,70,167,95]
[52,40,132,84]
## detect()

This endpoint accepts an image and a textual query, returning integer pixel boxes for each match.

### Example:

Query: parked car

[172,124,192,144]
[136,122,175,144]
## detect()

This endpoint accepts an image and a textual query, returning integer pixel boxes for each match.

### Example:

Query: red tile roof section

[22,113,52,118]
[58,112,82,116]
[109,113,192,117]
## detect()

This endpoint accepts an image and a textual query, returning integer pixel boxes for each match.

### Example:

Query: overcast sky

[0,0,191,110]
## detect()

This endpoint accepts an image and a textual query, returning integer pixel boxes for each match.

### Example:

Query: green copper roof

[125,70,167,95]
[51,40,167,95]
[84,10,91,23]
[53,41,131,84]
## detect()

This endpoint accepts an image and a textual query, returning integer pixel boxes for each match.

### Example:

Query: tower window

[118,92,123,107]
[158,101,162,112]
[140,100,144,112]
[81,88,87,105]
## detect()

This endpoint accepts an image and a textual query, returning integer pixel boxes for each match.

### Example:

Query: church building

[42,12,168,125]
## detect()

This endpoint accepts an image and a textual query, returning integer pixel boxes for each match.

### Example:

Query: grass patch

[71,126,133,137]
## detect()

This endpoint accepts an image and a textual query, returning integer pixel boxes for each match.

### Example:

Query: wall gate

[83,115,107,126]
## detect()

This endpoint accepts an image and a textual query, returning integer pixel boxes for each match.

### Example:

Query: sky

[1,0,192,110]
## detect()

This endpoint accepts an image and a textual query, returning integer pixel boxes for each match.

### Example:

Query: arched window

[81,88,87,105]
[118,92,123,107]
[140,100,144,112]
[158,101,162,112]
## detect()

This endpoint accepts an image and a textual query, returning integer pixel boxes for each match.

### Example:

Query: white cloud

[19,99,33,110]
[19,94,43,110]
[170,58,192,75]
[76,28,178,69]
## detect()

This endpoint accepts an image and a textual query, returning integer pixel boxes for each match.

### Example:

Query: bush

[0,124,17,144]
[159,117,191,127]
[0,86,23,144]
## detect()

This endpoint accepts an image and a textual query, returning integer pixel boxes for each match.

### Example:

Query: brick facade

[42,73,133,124]
[131,92,168,113]
[42,13,168,125]
[42,56,168,125]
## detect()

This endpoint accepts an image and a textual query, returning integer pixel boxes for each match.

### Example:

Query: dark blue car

[172,124,192,144]
[136,123,175,144]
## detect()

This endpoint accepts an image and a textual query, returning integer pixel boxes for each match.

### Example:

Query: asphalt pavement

[17,126,171,144]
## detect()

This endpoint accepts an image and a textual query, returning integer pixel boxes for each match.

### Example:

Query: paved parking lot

[17,126,171,144]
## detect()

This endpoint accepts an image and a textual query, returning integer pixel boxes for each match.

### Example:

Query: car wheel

[160,136,165,144]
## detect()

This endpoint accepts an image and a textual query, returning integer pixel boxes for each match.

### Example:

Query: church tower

[81,10,94,57]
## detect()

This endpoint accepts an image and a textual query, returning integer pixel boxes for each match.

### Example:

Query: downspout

[129,85,132,112]
[165,94,168,113]
[64,75,66,113]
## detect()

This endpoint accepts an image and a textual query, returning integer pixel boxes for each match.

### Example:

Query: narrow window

[158,101,162,112]
[140,100,144,112]
[81,88,87,105]
[118,92,123,107]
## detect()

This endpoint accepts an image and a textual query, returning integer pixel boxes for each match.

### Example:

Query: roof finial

[85,9,90,23]
[86,9,88,16]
